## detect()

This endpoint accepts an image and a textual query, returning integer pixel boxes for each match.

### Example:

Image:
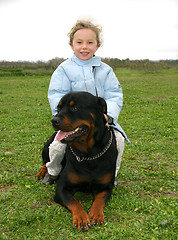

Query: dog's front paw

[88,208,105,226]
[36,164,47,180]
[72,211,91,231]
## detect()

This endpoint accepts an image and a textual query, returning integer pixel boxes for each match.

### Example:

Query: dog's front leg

[67,198,91,230]
[54,187,91,230]
[88,191,110,226]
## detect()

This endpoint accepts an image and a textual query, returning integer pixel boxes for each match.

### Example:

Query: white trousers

[46,129,125,177]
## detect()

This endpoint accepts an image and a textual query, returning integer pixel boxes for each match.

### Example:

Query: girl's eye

[88,41,93,44]
[77,41,82,44]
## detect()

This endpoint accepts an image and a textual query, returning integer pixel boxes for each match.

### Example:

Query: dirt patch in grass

[118,181,132,185]
[161,193,178,198]
[0,185,16,191]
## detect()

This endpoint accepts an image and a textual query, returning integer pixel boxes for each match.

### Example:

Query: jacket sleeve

[48,66,71,115]
[104,68,123,124]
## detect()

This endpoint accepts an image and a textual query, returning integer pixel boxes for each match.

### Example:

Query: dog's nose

[51,116,60,126]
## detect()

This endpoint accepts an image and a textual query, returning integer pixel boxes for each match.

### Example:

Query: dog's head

[51,91,107,152]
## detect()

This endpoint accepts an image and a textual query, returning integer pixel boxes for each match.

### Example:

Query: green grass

[0,68,177,240]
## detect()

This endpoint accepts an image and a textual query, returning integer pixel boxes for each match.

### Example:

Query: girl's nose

[82,43,87,49]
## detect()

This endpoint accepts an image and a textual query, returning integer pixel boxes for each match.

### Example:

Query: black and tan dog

[36,91,118,230]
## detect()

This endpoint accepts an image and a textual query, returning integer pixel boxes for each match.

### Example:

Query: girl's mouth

[80,52,89,56]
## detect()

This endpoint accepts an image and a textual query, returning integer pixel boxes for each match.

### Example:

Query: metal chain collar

[69,131,113,162]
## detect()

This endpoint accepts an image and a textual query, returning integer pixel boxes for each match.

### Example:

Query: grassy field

[0,68,177,239]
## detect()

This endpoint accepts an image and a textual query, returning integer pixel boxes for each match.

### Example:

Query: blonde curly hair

[68,19,102,47]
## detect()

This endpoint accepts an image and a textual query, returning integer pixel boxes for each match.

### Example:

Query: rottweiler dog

[37,91,118,230]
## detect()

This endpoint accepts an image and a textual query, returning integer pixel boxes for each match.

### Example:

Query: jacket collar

[71,54,101,67]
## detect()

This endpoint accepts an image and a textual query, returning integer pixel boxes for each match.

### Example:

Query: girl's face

[71,28,100,60]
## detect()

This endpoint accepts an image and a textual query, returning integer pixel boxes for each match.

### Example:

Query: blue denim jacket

[48,54,129,142]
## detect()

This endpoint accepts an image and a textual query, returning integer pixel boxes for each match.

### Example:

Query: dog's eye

[57,106,61,112]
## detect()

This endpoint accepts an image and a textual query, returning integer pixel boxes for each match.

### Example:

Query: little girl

[43,19,129,184]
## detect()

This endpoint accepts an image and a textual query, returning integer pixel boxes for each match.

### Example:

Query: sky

[0,0,178,61]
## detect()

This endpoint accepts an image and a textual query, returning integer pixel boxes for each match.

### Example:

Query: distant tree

[48,58,65,70]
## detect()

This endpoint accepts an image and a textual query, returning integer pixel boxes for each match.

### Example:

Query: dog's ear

[97,97,107,114]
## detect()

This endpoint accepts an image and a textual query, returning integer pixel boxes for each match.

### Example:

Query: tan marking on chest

[97,173,113,185]
[67,172,86,184]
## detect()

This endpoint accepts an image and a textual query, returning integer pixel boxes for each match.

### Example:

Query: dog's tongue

[55,131,72,142]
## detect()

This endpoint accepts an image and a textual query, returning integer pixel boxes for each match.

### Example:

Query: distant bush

[0,58,65,77]
[0,58,177,76]
[0,67,24,77]
[102,58,178,73]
